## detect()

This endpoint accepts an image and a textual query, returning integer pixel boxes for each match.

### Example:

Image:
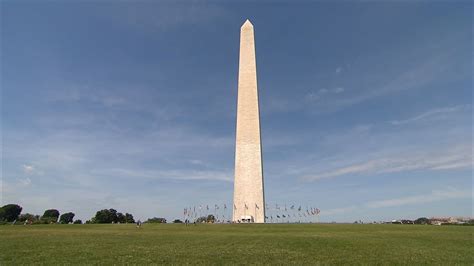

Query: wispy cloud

[390,105,471,125]
[302,146,471,181]
[306,29,467,114]
[46,85,131,109]
[18,178,32,186]
[323,205,357,216]
[305,87,345,102]
[104,4,228,33]
[92,168,233,182]
[321,187,470,219]
[0,181,4,205]
[365,188,471,208]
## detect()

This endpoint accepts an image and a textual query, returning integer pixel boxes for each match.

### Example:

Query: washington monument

[232,20,265,223]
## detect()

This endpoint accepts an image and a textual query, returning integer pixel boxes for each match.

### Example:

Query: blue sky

[1,1,472,222]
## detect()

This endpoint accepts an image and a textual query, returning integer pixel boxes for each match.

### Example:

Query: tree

[196,215,215,223]
[414,217,430,225]
[196,216,206,223]
[117,212,125,223]
[1,204,23,222]
[93,209,119,223]
[173,219,183,223]
[108,209,118,223]
[59,212,75,224]
[125,213,135,223]
[146,217,167,223]
[207,214,215,223]
[42,209,60,223]
[94,209,111,223]
[73,219,82,224]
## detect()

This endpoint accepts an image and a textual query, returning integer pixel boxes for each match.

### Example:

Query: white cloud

[0,180,3,205]
[305,92,320,101]
[189,159,204,165]
[105,4,228,33]
[302,146,472,181]
[390,105,471,125]
[335,67,342,73]
[22,164,35,174]
[309,34,465,114]
[19,178,32,186]
[430,161,472,170]
[320,188,470,218]
[47,86,128,108]
[365,188,471,208]
[91,168,233,182]
[305,87,345,102]
[322,205,357,215]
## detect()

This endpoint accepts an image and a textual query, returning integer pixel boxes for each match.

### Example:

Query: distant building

[430,217,472,225]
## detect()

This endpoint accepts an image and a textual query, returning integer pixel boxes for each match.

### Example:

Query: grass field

[0,223,472,264]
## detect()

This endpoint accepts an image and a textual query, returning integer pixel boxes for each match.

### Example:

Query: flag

[215,204,219,210]
[277,215,280,218]
[290,205,295,210]
[234,204,237,210]
[206,205,209,210]
[285,205,287,211]
[282,215,286,218]
[245,203,248,210]
[298,206,302,211]
[316,208,320,214]
[224,204,227,210]
[255,204,259,209]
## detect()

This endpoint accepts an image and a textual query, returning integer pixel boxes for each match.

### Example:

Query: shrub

[18,213,39,223]
[40,216,58,224]
[414,217,430,225]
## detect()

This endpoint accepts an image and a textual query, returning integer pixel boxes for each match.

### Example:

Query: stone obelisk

[233,19,265,223]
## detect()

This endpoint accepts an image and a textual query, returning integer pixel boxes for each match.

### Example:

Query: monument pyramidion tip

[241,19,253,29]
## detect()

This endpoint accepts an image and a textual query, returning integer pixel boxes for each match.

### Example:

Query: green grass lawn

[0,223,472,265]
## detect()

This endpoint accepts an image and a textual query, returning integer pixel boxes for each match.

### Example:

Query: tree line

[0,204,137,225]
[0,204,218,225]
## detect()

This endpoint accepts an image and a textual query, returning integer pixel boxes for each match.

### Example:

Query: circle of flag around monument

[183,203,321,223]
